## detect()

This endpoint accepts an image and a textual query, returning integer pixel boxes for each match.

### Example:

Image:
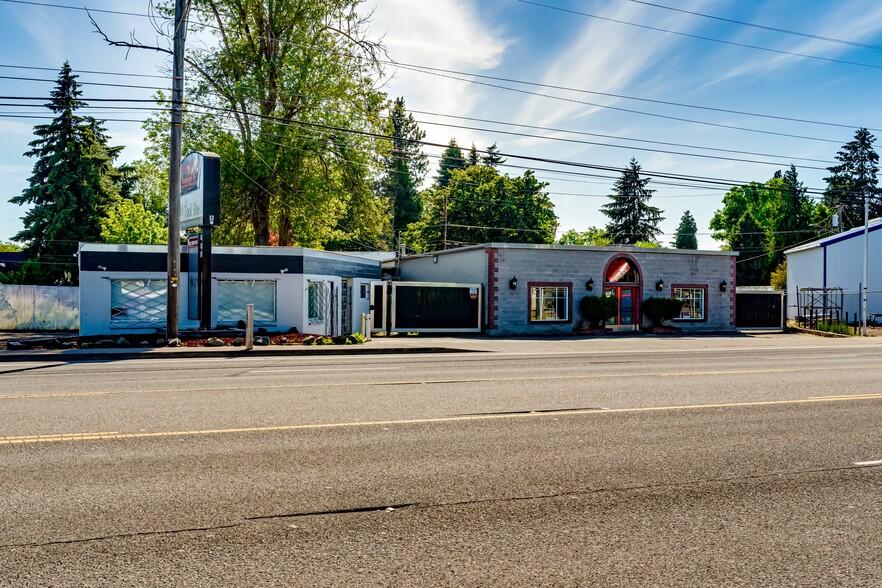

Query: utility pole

[166,0,188,342]
[862,188,869,336]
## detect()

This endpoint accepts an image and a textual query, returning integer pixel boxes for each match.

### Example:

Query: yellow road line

[3,394,881,446]
[0,392,111,399]
[810,393,882,400]
[4,364,876,400]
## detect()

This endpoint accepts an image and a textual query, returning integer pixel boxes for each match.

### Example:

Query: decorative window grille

[308,281,327,324]
[110,279,167,329]
[217,279,277,326]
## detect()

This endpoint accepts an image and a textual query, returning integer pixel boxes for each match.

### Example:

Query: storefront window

[673,286,706,320]
[529,284,570,322]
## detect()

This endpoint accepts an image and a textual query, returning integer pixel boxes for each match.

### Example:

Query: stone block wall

[491,246,736,336]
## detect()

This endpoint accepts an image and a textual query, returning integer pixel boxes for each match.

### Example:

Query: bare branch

[89,11,173,56]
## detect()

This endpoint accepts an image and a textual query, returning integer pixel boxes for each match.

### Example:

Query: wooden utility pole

[166,0,188,341]
[442,192,448,250]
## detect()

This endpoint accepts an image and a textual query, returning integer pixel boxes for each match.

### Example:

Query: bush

[347,332,366,345]
[579,295,617,328]
[642,297,683,327]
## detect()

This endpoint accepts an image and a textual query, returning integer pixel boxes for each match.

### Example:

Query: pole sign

[180,151,221,229]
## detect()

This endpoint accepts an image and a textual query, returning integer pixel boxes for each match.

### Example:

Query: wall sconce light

[586,278,594,291]
[655,278,664,291]
[719,280,728,292]
[509,276,518,290]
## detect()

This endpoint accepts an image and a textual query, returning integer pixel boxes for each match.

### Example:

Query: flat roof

[398,242,737,262]
[78,242,381,264]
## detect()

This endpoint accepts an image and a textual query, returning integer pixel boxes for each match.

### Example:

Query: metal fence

[0,284,79,331]
[794,287,882,328]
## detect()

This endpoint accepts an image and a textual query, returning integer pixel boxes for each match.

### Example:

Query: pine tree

[482,142,505,169]
[435,138,467,188]
[9,62,125,285]
[824,128,881,230]
[672,210,698,249]
[467,143,479,167]
[377,97,428,233]
[601,158,664,245]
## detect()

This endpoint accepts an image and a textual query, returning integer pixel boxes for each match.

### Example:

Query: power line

[511,0,882,71]
[622,0,882,53]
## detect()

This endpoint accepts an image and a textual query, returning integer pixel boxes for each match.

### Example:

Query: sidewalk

[3,329,881,363]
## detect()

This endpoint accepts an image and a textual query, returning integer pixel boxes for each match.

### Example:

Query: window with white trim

[530,286,569,322]
[673,287,705,320]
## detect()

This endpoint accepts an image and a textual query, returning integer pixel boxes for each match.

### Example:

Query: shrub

[347,332,366,345]
[579,295,617,328]
[642,297,683,327]
[317,336,334,345]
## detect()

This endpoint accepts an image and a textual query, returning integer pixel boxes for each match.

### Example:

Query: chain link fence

[0,284,78,331]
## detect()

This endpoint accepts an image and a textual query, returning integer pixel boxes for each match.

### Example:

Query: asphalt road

[1,336,881,586]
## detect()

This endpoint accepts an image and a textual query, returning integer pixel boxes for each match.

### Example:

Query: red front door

[605,286,639,326]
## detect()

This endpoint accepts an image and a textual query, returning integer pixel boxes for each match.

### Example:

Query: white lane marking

[853,460,882,467]
[252,367,399,374]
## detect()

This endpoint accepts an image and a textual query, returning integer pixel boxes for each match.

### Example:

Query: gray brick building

[393,243,737,335]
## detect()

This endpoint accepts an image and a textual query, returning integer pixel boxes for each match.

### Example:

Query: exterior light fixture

[432,255,439,264]
[509,276,518,290]
[655,278,664,292]
[719,280,728,292]
[586,278,594,291]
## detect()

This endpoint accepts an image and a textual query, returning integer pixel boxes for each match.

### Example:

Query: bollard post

[245,304,254,350]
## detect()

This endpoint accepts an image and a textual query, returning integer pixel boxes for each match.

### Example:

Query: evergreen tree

[601,158,664,244]
[672,210,698,249]
[9,62,125,285]
[824,128,882,230]
[377,97,428,233]
[732,210,766,286]
[435,138,467,188]
[482,142,505,169]
[467,143,479,167]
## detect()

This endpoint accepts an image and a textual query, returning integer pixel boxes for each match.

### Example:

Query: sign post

[180,151,221,331]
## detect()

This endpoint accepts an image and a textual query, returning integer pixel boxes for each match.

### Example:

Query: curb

[0,345,484,363]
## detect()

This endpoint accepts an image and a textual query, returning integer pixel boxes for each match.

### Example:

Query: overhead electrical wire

[510,0,882,71]
[621,0,882,53]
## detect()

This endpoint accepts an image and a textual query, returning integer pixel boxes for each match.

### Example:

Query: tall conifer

[601,158,664,245]
[10,62,125,284]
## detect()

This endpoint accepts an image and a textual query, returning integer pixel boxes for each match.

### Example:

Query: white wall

[786,247,823,319]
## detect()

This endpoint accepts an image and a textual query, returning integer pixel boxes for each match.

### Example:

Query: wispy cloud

[8,7,65,64]
[370,0,510,146]
[702,1,882,85]
[512,0,714,133]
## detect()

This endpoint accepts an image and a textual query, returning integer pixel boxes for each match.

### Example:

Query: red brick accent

[487,248,499,330]
[729,256,737,326]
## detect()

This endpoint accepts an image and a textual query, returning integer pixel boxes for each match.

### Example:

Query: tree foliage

[408,166,557,251]
[376,97,427,235]
[711,166,822,285]
[144,0,389,249]
[9,62,126,285]
[557,226,611,246]
[672,210,698,249]
[601,158,664,245]
[101,199,167,244]
[435,138,467,188]
[482,142,505,169]
[824,128,882,230]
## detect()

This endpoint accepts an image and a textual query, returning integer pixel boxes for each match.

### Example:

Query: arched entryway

[603,254,642,329]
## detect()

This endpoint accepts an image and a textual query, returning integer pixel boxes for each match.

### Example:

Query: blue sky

[3,0,882,249]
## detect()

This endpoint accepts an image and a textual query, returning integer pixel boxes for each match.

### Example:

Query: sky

[2,0,882,250]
